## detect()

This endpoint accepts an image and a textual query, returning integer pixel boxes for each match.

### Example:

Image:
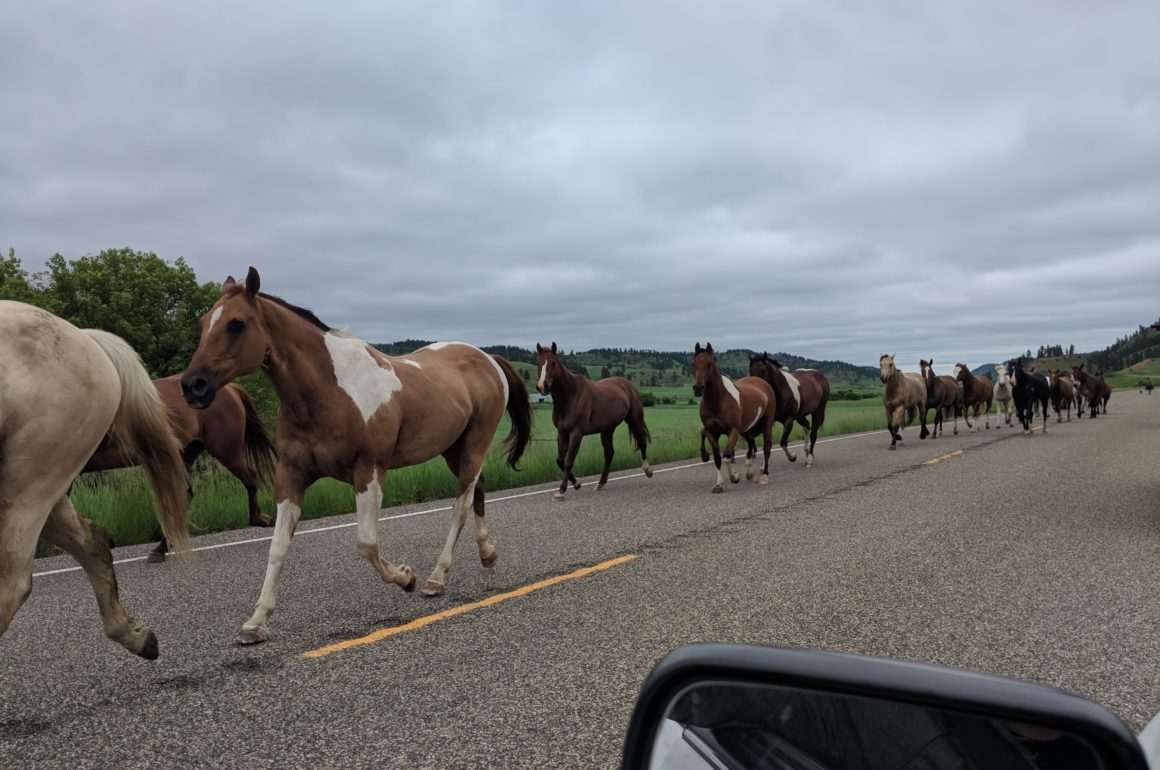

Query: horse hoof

[481,550,498,569]
[729,476,740,484]
[643,465,653,478]
[553,491,566,501]
[145,550,166,564]
[711,485,723,494]
[237,626,268,646]
[888,445,897,451]
[401,566,417,592]
[420,580,445,597]
[573,481,582,491]
[758,476,769,485]
[251,514,274,527]
[745,470,754,481]
[595,483,605,491]
[137,630,160,660]
[700,453,710,463]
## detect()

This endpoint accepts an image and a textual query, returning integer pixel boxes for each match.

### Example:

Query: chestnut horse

[180,268,533,644]
[953,364,994,432]
[1009,359,1050,435]
[535,342,652,499]
[879,354,927,449]
[920,359,962,437]
[992,363,1014,428]
[1047,370,1074,422]
[84,376,276,561]
[747,352,830,467]
[692,343,775,492]
[1,301,189,659]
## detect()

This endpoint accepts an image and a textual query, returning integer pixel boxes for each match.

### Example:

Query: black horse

[1010,359,1050,435]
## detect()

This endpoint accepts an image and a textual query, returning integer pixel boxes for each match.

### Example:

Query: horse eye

[227,319,245,335]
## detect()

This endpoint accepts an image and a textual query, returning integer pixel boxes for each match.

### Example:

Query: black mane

[259,292,330,331]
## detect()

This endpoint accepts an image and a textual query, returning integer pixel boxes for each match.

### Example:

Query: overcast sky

[3,1,1158,370]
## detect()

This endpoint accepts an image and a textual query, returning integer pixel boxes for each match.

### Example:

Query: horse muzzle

[693,384,705,398]
[180,369,219,409]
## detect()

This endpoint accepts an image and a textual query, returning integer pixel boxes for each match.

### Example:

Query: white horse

[992,363,1014,428]
[0,301,190,659]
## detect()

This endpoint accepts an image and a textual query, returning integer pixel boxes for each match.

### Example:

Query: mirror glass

[650,680,1104,770]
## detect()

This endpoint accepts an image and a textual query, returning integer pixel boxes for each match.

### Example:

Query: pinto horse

[692,343,775,492]
[1009,359,1050,435]
[1047,370,1074,422]
[535,342,652,499]
[953,364,994,432]
[919,359,962,437]
[84,376,276,562]
[0,301,190,659]
[1071,364,1107,418]
[992,363,1015,428]
[879,354,927,449]
[747,352,830,467]
[180,268,533,644]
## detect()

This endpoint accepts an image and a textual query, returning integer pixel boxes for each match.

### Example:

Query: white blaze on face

[537,361,548,391]
[721,375,741,409]
[208,304,224,332]
[953,365,963,379]
[325,332,403,423]
[782,370,802,412]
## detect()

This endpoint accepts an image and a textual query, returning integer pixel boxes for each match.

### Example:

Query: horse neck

[700,364,732,409]
[759,362,791,401]
[548,362,583,414]
[886,368,906,395]
[257,298,333,424]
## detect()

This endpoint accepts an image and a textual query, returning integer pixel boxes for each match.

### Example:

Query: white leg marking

[242,498,303,636]
[428,476,478,589]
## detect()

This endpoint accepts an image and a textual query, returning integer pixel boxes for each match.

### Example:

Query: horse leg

[0,502,42,641]
[700,430,710,463]
[39,497,160,659]
[803,409,822,467]
[779,418,797,462]
[760,420,773,482]
[471,476,498,569]
[708,434,725,493]
[743,435,756,480]
[555,430,584,500]
[885,405,899,449]
[555,430,576,498]
[724,429,741,484]
[627,405,652,478]
[596,430,615,490]
[893,405,908,445]
[425,436,490,595]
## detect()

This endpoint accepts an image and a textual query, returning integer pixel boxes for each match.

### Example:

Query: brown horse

[953,363,994,431]
[180,268,533,644]
[1072,364,1108,418]
[920,359,962,437]
[879,354,927,449]
[84,376,276,561]
[1047,370,1075,422]
[1094,370,1112,413]
[535,342,651,500]
[747,352,830,467]
[1,301,190,659]
[693,343,775,492]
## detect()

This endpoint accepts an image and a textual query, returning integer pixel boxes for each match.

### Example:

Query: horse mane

[259,293,331,331]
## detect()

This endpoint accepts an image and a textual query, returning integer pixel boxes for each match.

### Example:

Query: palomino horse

[992,363,1015,428]
[919,359,962,437]
[879,354,927,449]
[953,364,994,432]
[180,269,533,644]
[84,376,276,562]
[1071,364,1108,418]
[1047,370,1075,422]
[0,301,190,659]
[747,352,830,467]
[692,343,775,492]
[535,342,652,499]
[1009,359,1050,435]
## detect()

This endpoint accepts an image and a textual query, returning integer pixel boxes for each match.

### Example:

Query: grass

[59,397,894,553]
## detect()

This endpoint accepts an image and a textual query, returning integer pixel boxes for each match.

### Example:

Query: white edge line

[33,426,892,578]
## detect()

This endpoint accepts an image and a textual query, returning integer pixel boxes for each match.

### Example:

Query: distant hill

[1081,324,1160,371]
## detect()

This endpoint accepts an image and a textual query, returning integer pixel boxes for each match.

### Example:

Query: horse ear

[222,275,237,291]
[694,342,701,354]
[891,352,896,360]
[550,341,557,353]
[535,343,542,353]
[706,342,714,353]
[244,266,261,298]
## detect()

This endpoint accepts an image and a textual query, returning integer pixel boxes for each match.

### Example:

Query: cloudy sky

[3,1,1158,370]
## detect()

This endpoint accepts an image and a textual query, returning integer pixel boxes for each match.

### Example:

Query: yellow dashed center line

[924,450,964,466]
[300,554,638,659]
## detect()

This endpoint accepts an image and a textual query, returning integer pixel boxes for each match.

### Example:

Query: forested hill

[1081,323,1160,371]
[371,342,881,388]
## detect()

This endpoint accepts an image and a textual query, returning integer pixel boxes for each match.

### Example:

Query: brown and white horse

[747,352,830,467]
[535,342,652,499]
[692,343,775,492]
[180,268,533,644]
[0,301,190,659]
[1047,370,1075,422]
[84,376,276,562]
[919,359,962,437]
[879,354,927,449]
[953,363,994,432]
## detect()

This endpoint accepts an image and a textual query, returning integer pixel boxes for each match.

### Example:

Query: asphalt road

[3,393,1158,768]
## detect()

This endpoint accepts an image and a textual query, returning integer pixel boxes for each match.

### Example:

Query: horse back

[736,376,776,431]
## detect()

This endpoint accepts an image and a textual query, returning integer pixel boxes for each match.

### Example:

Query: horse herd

[0,268,1121,659]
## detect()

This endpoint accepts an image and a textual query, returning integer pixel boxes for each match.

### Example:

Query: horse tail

[84,330,191,556]
[493,356,534,469]
[626,388,652,454]
[905,405,916,426]
[232,384,277,491]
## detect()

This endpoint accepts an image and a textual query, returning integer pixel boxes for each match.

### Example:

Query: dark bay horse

[747,352,829,467]
[1071,364,1108,418]
[1047,370,1074,422]
[953,364,994,432]
[1010,359,1050,435]
[879,354,927,449]
[535,342,651,499]
[84,376,276,562]
[920,359,962,437]
[1,301,190,659]
[1094,370,1112,413]
[180,268,533,644]
[693,343,775,492]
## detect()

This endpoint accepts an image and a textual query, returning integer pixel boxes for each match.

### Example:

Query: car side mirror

[623,645,1154,769]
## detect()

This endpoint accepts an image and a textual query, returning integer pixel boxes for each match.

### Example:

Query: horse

[878,354,927,450]
[1094,371,1112,413]
[953,364,994,432]
[0,301,190,659]
[992,363,1015,428]
[1009,359,1050,435]
[1144,378,1155,395]
[535,342,652,500]
[1047,370,1074,422]
[919,359,962,437]
[179,268,533,645]
[692,343,775,492]
[1071,364,1104,419]
[747,352,830,467]
[84,377,276,562]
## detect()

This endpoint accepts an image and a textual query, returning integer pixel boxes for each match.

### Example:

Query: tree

[0,249,56,308]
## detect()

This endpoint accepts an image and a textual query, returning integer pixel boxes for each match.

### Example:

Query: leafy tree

[0,249,56,308]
